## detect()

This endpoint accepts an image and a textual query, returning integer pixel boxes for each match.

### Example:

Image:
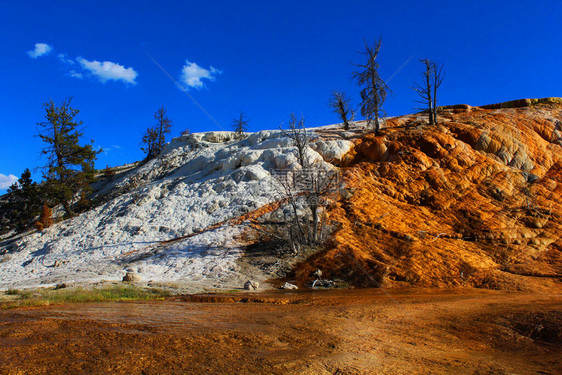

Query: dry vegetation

[0,284,170,309]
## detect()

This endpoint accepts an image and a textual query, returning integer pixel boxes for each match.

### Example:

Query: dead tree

[431,61,445,124]
[353,38,391,133]
[280,114,309,168]
[412,59,444,125]
[232,112,249,140]
[412,59,433,124]
[254,115,341,254]
[269,166,340,252]
[328,91,355,130]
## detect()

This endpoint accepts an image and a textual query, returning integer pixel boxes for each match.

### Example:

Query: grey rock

[282,282,298,290]
[123,272,142,282]
[244,280,259,290]
[527,174,540,183]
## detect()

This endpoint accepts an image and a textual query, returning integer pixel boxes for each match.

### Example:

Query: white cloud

[180,60,221,90]
[96,145,121,155]
[0,174,18,190]
[27,43,53,59]
[77,57,138,85]
[57,53,75,65]
[68,70,83,79]
[57,54,83,79]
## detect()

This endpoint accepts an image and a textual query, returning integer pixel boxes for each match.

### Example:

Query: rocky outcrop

[123,271,142,282]
[244,280,259,290]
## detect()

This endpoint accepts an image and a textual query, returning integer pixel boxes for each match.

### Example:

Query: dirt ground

[0,288,560,375]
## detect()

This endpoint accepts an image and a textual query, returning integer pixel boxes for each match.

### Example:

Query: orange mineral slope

[295,98,562,291]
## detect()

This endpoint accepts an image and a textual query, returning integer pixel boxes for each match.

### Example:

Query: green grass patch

[1,285,171,310]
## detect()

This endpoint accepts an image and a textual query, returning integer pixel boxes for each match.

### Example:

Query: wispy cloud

[29,45,138,86]
[57,53,75,65]
[27,43,52,59]
[180,60,221,90]
[0,173,18,190]
[96,145,122,155]
[57,53,83,79]
[68,70,83,79]
[77,57,138,85]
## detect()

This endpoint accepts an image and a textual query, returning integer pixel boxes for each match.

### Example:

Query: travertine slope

[1,98,560,292]
[293,99,561,290]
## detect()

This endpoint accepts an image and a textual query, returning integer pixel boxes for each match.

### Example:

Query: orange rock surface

[294,99,562,290]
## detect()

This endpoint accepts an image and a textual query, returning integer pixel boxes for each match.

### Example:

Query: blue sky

[1,0,561,192]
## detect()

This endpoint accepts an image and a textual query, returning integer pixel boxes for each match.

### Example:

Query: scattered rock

[123,272,142,282]
[244,280,259,290]
[282,282,298,290]
[312,279,335,288]
[526,174,540,183]
[403,234,414,242]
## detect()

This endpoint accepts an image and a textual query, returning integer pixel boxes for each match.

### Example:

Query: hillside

[0,128,353,291]
[0,98,560,292]
[293,98,562,290]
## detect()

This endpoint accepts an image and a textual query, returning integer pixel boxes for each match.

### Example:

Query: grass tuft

[1,285,171,310]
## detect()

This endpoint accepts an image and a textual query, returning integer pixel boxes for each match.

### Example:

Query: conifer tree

[232,112,249,140]
[35,204,52,231]
[155,106,172,153]
[6,169,42,232]
[141,106,172,159]
[37,98,100,217]
[140,127,159,159]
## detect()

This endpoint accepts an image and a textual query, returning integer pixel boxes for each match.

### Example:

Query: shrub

[35,204,52,231]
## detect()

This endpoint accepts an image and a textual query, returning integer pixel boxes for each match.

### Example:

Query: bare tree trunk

[61,200,75,217]
[318,206,326,242]
[311,203,319,243]
[427,66,433,125]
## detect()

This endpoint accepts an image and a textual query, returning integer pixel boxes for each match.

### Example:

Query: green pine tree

[37,98,101,217]
[6,169,42,232]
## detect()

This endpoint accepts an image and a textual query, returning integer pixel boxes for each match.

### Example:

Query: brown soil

[1,289,560,374]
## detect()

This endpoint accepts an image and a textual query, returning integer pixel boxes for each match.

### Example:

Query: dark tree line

[2,169,42,232]
[2,98,101,233]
